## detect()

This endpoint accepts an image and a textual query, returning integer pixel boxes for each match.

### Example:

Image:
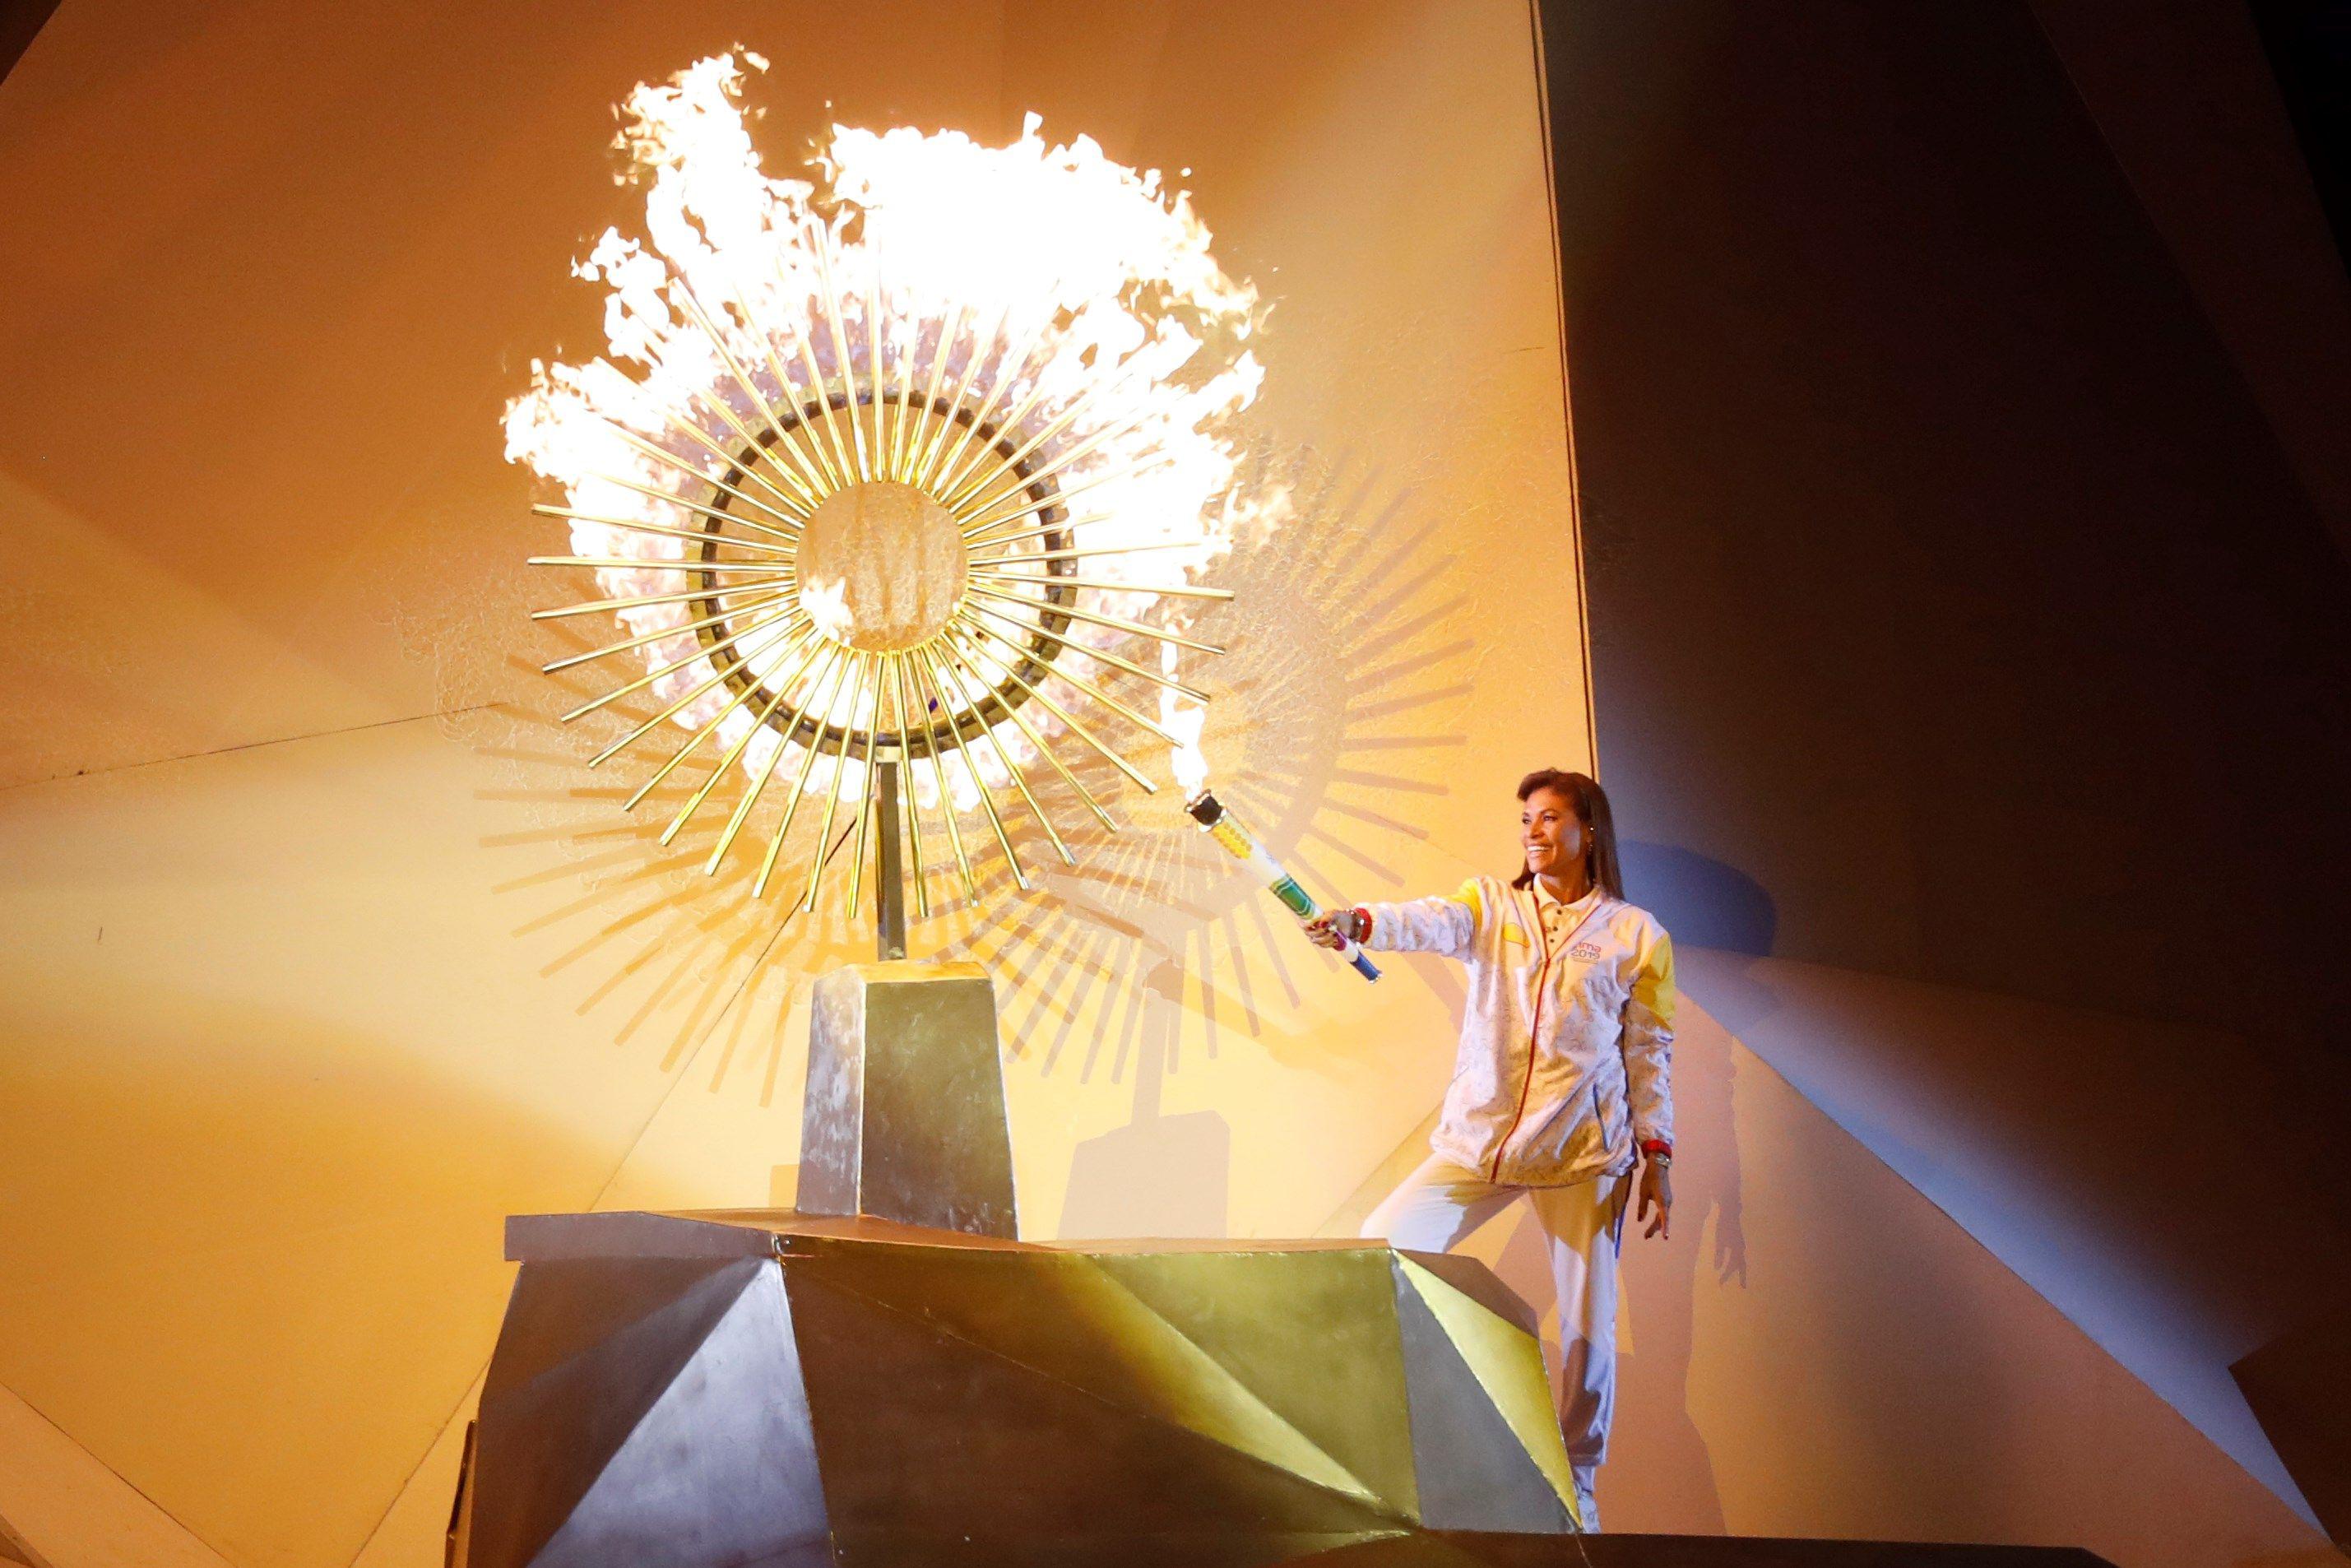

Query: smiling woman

[1305,765,1676,1532]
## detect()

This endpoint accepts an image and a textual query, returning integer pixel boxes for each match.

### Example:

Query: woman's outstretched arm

[1306,879,1485,960]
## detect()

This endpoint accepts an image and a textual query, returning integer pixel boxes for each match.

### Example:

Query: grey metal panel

[683,1210,1032,1251]
[530,1264,831,1568]
[1393,1252,1541,1338]
[1389,1267,1574,1536]
[506,1210,783,1263]
[796,968,869,1220]
[480,1256,742,1402]
[508,1209,1038,1264]
[471,1260,766,1568]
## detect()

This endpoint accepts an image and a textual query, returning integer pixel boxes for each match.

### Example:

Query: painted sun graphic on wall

[505,53,1270,920]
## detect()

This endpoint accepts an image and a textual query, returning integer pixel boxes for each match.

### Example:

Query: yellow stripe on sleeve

[1631,931,1676,1024]
[1453,877,1486,931]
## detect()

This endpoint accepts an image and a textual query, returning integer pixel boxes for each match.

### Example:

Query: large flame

[1162,642,1211,796]
[505,53,1265,815]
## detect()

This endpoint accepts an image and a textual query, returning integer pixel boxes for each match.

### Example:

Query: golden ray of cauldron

[526,223,1233,951]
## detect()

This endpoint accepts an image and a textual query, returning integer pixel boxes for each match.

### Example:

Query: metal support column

[874,759,907,961]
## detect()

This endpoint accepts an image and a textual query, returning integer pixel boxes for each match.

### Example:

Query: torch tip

[1182,790,1223,827]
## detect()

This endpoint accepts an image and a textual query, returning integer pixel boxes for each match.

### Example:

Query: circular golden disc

[794,480,970,652]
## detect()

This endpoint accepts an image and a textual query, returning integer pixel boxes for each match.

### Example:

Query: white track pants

[1361,1155,1629,1526]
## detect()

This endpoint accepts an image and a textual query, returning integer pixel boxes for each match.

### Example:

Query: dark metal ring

[686,390,1077,758]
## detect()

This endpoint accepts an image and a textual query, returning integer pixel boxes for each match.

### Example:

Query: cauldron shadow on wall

[464,447,1475,1210]
[1042,445,1480,1240]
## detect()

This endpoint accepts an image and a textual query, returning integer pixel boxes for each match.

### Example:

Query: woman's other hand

[1637,1154,1673,1240]
[1304,907,1366,950]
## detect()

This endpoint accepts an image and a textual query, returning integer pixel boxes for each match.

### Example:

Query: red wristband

[1352,907,1373,943]
[1639,1139,1672,1158]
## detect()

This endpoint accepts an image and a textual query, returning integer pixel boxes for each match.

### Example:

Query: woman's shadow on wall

[1619,840,1776,960]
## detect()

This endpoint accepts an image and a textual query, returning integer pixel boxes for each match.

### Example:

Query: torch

[1185,791,1380,982]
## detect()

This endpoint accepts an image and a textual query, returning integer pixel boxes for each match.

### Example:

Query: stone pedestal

[795,960,1018,1240]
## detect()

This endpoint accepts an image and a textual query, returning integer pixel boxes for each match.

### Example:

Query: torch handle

[1188,791,1380,982]
[1268,873,1381,981]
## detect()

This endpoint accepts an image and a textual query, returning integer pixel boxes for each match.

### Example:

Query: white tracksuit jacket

[1361,877,1676,1187]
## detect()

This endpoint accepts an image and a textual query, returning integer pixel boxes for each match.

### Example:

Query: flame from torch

[1181,790,1381,983]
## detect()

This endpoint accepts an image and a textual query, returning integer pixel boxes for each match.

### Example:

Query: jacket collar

[1527,878,1604,920]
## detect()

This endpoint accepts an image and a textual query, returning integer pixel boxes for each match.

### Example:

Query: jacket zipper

[1487,893,1609,1182]
[1488,934,1555,1181]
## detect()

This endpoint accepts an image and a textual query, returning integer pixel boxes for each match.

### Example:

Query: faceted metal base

[452,1209,1583,1567]
[450,960,1580,1564]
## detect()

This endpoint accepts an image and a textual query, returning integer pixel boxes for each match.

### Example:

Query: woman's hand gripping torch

[1185,791,1380,982]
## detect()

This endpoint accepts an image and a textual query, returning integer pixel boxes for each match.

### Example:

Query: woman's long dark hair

[1511,768,1625,899]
